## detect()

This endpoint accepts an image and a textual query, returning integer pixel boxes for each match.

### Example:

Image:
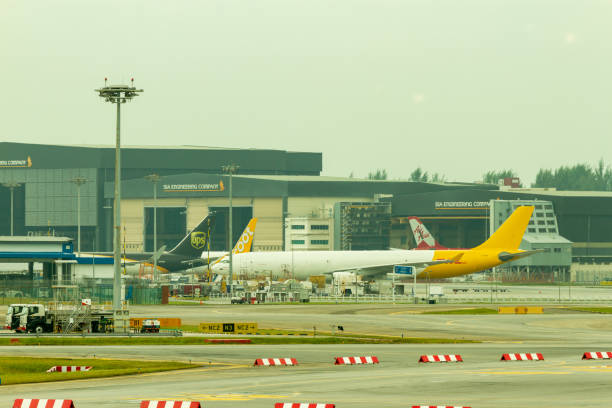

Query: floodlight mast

[95,78,143,312]
[221,163,239,296]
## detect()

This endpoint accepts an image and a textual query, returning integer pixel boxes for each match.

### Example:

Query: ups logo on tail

[190,232,207,249]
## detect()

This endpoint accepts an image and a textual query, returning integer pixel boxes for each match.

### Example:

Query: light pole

[222,163,239,295]
[145,173,160,282]
[2,182,21,236]
[95,78,143,313]
[71,177,87,255]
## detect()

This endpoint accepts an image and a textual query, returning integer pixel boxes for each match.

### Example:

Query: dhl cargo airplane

[212,206,538,280]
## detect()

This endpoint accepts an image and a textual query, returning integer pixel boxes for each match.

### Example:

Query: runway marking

[389,310,421,315]
[473,371,571,375]
[126,393,291,402]
[136,363,248,378]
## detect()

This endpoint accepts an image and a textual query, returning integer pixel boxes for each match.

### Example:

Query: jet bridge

[0,236,76,298]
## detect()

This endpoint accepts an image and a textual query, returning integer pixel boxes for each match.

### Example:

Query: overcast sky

[2,0,611,184]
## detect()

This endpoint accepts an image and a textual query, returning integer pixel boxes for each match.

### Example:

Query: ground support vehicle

[140,319,160,333]
[8,303,114,334]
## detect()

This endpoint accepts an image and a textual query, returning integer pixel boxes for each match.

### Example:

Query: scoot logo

[232,226,254,254]
[190,231,207,249]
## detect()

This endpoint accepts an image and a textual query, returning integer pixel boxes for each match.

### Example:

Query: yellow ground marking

[136,363,248,378]
[388,310,422,315]
[468,371,571,375]
[125,392,292,402]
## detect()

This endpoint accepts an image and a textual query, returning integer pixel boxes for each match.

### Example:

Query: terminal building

[3,142,612,283]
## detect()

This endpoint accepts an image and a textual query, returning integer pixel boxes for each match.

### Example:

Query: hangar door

[144,207,187,252]
[208,207,253,251]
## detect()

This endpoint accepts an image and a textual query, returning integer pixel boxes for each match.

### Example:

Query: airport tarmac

[1,342,612,408]
[130,303,612,341]
[1,302,612,407]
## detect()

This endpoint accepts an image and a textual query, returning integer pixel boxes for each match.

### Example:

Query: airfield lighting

[145,173,161,282]
[222,163,239,295]
[70,177,88,255]
[2,182,21,236]
[95,78,143,314]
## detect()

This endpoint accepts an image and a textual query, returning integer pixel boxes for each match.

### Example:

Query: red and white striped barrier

[418,355,463,363]
[140,401,201,408]
[254,358,298,366]
[13,400,75,408]
[275,404,335,408]
[412,406,471,408]
[46,366,92,373]
[334,356,379,365]
[501,353,544,361]
[582,352,612,360]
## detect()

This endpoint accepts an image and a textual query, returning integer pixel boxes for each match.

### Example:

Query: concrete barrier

[412,406,471,408]
[501,353,544,361]
[255,358,298,366]
[418,355,463,363]
[582,352,612,360]
[13,400,75,408]
[334,356,379,365]
[140,401,201,408]
[46,366,91,373]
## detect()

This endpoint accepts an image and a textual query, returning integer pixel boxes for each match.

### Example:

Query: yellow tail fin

[475,206,534,250]
[232,218,257,254]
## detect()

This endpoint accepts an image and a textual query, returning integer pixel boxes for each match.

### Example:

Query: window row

[291,224,329,230]
[291,239,329,245]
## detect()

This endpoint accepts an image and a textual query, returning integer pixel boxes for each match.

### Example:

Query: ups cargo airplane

[79,215,216,273]
[211,206,538,280]
[79,217,257,277]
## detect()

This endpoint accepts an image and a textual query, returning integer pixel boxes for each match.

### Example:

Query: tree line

[359,160,612,191]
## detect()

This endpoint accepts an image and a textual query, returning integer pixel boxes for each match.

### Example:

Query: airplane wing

[328,254,463,279]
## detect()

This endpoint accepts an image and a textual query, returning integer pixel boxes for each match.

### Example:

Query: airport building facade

[3,142,612,282]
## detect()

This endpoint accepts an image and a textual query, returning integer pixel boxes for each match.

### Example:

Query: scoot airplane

[201,218,258,266]
[212,206,538,280]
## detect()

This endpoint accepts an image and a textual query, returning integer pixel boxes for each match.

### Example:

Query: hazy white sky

[2,0,611,184]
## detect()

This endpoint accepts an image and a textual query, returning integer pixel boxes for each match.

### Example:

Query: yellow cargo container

[130,318,182,329]
[498,306,543,314]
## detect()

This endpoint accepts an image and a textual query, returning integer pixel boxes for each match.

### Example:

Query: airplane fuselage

[211,249,509,280]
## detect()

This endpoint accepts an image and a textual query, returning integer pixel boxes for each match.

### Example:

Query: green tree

[410,167,429,182]
[368,169,388,180]
[533,160,612,191]
[430,173,446,182]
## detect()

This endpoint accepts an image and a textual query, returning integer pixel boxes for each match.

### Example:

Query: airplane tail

[168,214,215,256]
[232,218,257,254]
[474,206,534,250]
[407,216,447,250]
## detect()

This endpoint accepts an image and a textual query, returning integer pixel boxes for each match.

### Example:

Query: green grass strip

[0,357,196,385]
[0,335,477,346]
